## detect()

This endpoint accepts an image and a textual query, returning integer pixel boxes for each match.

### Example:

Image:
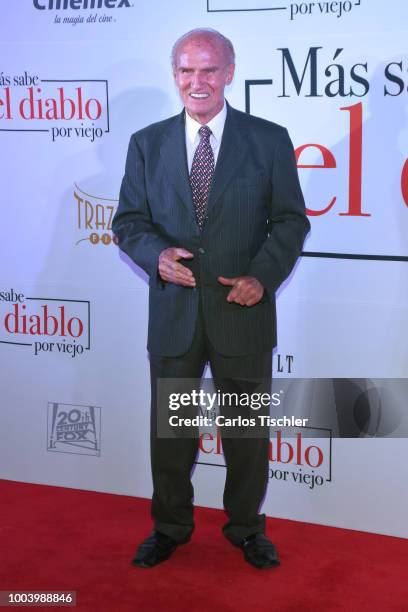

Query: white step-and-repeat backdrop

[1,0,407,538]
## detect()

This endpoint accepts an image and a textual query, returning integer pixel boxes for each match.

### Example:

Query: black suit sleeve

[112,134,170,278]
[246,128,310,295]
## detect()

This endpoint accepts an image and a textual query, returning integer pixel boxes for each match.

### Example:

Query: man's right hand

[158,248,196,287]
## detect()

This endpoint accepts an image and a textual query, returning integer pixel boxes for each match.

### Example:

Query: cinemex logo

[197,427,332,490]
[34,0,131,6]
[0,288,90,358]
[207,0,362,21]
[73,183,118,246]
[0,73,109,142]
[33,0,133,26]
[47,402,101,456]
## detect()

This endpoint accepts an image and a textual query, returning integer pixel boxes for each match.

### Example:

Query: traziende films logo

[73,183,118,246]
[47,402,101,456]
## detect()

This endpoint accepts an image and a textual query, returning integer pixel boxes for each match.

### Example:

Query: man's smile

[189,93,210,99]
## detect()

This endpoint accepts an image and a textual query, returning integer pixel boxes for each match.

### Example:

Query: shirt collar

[185,100,227,146]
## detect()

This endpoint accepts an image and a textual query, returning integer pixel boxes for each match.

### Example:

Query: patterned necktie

[189,125,215,230]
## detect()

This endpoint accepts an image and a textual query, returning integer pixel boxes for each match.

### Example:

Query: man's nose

[191,73,205,90]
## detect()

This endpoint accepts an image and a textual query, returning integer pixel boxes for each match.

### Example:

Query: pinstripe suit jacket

[112,102,310,357]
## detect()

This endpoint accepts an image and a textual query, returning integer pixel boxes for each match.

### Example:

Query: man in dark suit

[112,28,310,569]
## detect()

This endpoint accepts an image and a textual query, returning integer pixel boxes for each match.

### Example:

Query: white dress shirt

[185,100,227,173]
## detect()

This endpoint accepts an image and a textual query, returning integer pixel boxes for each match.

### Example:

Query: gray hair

[171,28,235,68]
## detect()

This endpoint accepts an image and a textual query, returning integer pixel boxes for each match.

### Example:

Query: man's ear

[226,64,235,85]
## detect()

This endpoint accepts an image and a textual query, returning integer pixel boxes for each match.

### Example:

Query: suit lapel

[206,103,249,217]
[159,110,197,226]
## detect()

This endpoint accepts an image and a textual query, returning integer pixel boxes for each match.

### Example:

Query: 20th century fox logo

[47,402,101,456]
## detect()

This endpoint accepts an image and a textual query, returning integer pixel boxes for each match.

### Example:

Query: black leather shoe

[131,531,188,568]
[235,533,280,569]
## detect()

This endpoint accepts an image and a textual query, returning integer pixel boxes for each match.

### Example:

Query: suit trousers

[149,290,272,545]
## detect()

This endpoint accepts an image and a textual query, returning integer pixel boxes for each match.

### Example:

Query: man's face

[173,36,235,124]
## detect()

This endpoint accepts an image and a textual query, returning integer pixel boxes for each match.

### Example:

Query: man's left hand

[218,276,265,307]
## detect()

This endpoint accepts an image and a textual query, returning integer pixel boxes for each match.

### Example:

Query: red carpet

[0,479,407,611]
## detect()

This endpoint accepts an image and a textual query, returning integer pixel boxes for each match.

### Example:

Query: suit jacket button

[198,248,205,254]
